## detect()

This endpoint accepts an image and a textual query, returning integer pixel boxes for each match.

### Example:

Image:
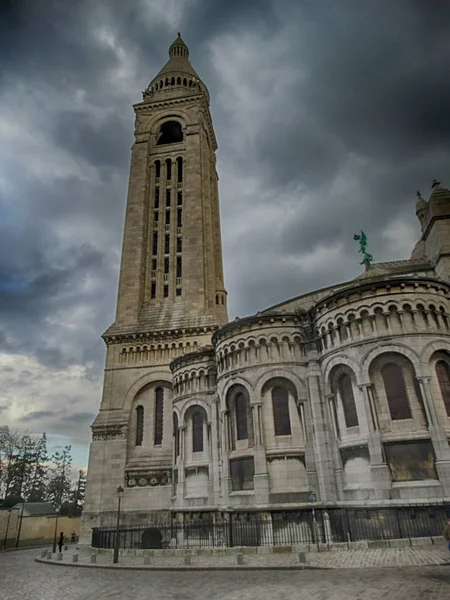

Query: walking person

[58,532,64,553]
[443,518,450,551]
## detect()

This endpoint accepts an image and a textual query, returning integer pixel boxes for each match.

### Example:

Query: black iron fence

[91,505,450,550]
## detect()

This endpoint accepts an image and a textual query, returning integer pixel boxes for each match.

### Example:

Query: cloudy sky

[1,0,449,469]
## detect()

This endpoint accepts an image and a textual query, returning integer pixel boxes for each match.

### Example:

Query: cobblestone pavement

[1,548,450,600]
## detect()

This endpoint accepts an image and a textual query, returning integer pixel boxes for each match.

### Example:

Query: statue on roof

[353,230,374,269]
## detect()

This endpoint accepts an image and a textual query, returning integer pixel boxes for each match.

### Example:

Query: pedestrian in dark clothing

[443,519,450,551]
[58,532,64,553]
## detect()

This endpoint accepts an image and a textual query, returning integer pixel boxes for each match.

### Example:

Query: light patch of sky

[140,0,200,30]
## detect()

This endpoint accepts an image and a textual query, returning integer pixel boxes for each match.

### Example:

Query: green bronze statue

[353,230,374,267]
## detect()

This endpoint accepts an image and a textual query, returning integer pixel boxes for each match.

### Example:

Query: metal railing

[91,505,450,550]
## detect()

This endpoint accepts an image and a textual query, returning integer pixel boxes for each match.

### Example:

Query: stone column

[326,394,345,500]
[306,357,336,501]
[252,402,270,504]
[417,376,450,495]
[359,384,391,499]
[221,409,231,504]
[176,426,186,504]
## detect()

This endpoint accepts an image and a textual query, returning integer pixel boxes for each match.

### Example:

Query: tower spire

[169,32,189,59]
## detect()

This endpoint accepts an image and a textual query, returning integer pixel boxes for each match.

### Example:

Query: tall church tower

[81,35,227,540]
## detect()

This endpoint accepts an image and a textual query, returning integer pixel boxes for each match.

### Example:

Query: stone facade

[81,35,450,544]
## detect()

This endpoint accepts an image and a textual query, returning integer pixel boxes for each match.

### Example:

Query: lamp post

[52,507,60,553]
[113,486,124,564]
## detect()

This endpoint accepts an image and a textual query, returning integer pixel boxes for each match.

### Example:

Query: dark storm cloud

[1,0,449,465]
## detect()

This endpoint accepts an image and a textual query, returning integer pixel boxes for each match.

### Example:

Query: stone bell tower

[81,34,227,541]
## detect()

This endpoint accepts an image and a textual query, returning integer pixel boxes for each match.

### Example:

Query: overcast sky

[1,0,449,469]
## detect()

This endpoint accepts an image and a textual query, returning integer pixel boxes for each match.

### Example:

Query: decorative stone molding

[126,470,171,488]
[92,428,125,442]
[103,324,217,345]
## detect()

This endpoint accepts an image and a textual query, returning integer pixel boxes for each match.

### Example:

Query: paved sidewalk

[36,544,450,570]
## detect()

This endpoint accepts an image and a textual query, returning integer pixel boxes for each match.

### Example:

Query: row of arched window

[135,388,164,446]
[154,156,183,182]
[150,77,198,93]
[334,359,450,430]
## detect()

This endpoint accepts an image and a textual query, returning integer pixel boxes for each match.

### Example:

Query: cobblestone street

[1,548,450,600]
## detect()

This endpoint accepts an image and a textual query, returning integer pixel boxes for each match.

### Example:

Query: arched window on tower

[337,374,358,428]
[154,388,164,445]
[157,121,183,145]
[436,360,450,416]
[166,159,172,181]
[381,363,412,420]
[177,157,183,183]
[272,387,291,435]
[192,411,203,452]
[135,405,144,446]
[155,160,161,178]
[235,393,248,440]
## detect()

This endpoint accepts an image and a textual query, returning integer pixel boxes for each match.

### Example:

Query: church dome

[143,33,209,103]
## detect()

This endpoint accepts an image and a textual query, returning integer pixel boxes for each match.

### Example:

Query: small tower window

[155,160,161,178]
[166,210,170,225]
[436,360,450,416]
[176,237,182,253]
[166,159,172,181]
[154,210,159,223]
[173,413,179,458]
[152,232,158,255]
[164,257,169,274]
[272,387,291,435]
[176,256,182,278]
[216,295,219,305]
[165,234,170,254]
[136,405,144,446]
[382,363,412,420]
[192,411,203,452]
[154,188,160,209]
[235,393,248,441]
[177,209,182,228]
[152,258,157,271]
[177,157,183,183]
[163,285,169,298]
[166,190,171,207]
[154,388,164,445]
[176,288,182,296]
[177,192,182,206]
[157,121,183,145]
[337,374,358,428]
[151,281,156,299]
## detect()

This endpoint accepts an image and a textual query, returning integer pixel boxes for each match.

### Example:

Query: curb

[34,558,326,572]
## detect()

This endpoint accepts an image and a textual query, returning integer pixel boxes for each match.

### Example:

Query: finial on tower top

[169,33,189,59]
[432,179,441,188]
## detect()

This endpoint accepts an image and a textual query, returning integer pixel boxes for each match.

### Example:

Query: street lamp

[113,486,124,564]
[52,507,60,553]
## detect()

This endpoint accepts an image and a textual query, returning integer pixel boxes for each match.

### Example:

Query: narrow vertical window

[166,190,171,207]
[173,413,179,458]
[382,363,412,420]
[166,210,170,225]
[235,393,248,440]
[165,234,170,254]
[272,387,291,435]
[192,411,203,452]
[154,210,159,223]
[337,374,359,428]
[155,160,161,178]
[166,159,172,181]
[164,285,169,298]
[154,388,164,445]
[176,288,181,296]
[152,232,158,255]
[152,258,157,271]
[164,257,169,274]
[154,187,160,209]
[177,209,182,228]
[176,237,182,253]
[177,191,183,206]
[216,295,219,305]
[436,360,450,416]
[177,157,183,183]
[151,281,156,299]
[176,256,182,278]
[135,405,144,446]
